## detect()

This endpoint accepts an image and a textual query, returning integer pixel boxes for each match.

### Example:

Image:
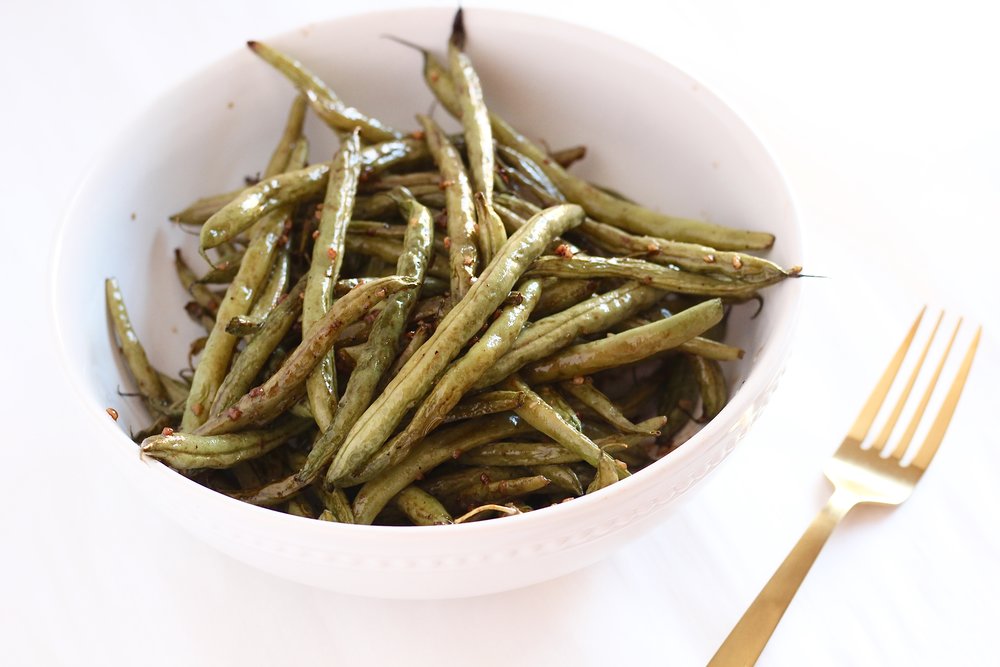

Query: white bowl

[51,7,801,599]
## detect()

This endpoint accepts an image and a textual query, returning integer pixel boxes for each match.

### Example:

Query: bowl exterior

[52,7,801,598]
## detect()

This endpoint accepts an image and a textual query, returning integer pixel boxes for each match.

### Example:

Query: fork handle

[708,490,857,666]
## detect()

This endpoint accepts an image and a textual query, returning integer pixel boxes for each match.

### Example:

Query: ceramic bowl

[51,7,801,599]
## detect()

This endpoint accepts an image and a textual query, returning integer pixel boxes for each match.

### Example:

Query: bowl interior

[53,7,800,526]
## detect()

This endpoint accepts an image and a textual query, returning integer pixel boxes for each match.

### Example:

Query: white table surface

[3,0,998,664]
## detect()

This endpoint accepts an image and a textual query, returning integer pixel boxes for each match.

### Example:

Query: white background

[2,1,998,665]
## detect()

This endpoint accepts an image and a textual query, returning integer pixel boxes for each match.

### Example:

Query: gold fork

[709,309,981,667]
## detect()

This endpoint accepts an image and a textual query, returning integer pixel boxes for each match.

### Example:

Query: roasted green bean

[328,204,584,485]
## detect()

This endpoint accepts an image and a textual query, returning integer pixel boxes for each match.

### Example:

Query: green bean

[474,192,508,267]
[348,221,407,237]
[678,337,744,361]
[264,94,308,177]
[472,282,662,389]
[195,251,244,284]
[329,204,584,485]
[211,276,307,416]
[492,194,581,255]
[506,376,625,478]
[248,244,291,321]
[460,441,585,466]
[531,278,598,318]
[247,41,402,143]
[305,129,362,431]
[452,474,550,510]
[526,255,770,299]
[496,145,563,202]
[529,464,582,495]
[199,139,427,250]
[182,209,288,428]
[174,249,220,316]
[520,298,723,384]
[345,235,450,281]
[382,322,432,386]
[236,196,433,506]
[394,486,453,526]
[690,354,729,421]
[184,139,311,429]
[158,373,191,405]
[549,145,587,169]
[419,49,774,250]
[316,486,356,524]
[141,417,312,469]
[572,215,795,282]
[287,496,316,518]
[421,466,521,497]
[170,188,242,226]
[353,279,541,481]
[105,278,170,410]
[194,275,416,436]
[585,454,620,493]
[449,9,493,204]
[443,390,525,423]
[361,172,441,193]
[225,315,263,337]
[560,379,658,435]
[498,190,794,284]
[418,114,479,302]
[352,414,533,524]
[535,385,582,431]
[657,355,699,441]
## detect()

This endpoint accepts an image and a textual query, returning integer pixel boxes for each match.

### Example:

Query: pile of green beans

[104,9,799,526]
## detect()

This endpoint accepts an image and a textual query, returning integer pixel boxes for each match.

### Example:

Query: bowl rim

[49,5,802,540]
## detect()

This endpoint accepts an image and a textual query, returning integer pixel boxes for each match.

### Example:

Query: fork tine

[889,319,962,460]
[908,326,981,470]
[870,311,944,451]
[846,307,926,443]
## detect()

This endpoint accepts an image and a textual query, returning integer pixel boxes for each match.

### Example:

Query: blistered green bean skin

[194,275,416,436]
[521,298,724,384]
[419,49,774,251]
[305,130,362,431]
[211,276,306,416]
[141,418,311,469]
[328,204,584,485]
[585,455,620,494]
[105,278,169,407]
[394,486,453,526]
[353,279,542,482]
[352,414,534,524]
[418,114,478,301]
[473,282,662,389]
[247,40,401,143]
